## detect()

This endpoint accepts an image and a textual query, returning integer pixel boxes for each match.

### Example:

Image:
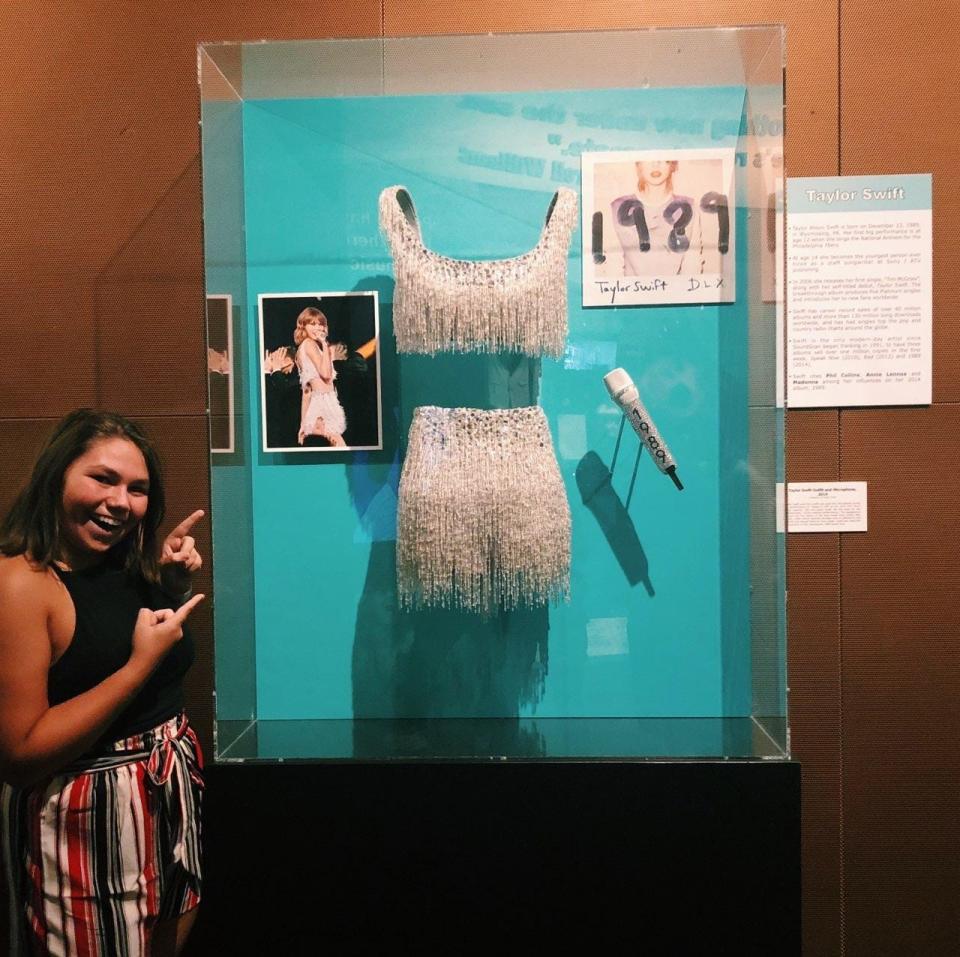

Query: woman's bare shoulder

[0,556,62,683]
[0,555,59,604]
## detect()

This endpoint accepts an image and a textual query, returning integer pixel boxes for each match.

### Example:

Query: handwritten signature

[594,276,725,304]
[595,278,667,304]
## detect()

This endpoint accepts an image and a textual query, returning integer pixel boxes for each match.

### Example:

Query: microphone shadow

[575,450,654,596]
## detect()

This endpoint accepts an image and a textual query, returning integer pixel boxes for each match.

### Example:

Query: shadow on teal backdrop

[217,85,753,743]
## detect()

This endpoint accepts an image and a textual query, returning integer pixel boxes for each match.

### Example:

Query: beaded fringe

[397,406,571,615]
[379,186,578,358]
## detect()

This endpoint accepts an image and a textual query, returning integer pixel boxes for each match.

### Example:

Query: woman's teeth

[91,514,123,532]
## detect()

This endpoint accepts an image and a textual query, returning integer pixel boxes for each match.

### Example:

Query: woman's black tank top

[47,560,195,744]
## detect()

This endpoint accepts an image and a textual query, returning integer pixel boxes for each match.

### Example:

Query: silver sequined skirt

[397,405,571,613]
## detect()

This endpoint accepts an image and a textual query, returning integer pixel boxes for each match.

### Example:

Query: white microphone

[603,367,683,491]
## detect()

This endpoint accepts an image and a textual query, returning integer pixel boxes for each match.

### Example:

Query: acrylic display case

[199,27,787,761]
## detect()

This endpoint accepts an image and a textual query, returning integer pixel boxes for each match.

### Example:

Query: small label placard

[787,482,868,533]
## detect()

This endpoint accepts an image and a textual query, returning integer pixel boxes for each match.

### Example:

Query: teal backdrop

[210,84,753,729]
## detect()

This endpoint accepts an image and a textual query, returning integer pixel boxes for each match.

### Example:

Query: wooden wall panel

[0,2,382,418]
[839,0,960,951]
[94,272,207,414]
[0,419,60,514]
[93,158,205,414]
[845,862,960,957]
[0,275,97,416]
[787,409,842,956]
[839,408,960,955]
[840,0,960,402]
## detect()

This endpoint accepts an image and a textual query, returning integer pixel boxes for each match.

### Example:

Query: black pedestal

[186,761,800,954]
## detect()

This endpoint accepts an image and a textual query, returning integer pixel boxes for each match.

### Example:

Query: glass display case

[198,27,787,761]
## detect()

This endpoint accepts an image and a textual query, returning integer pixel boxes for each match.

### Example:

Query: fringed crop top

[379,185,578,358]
[296,342,336,389]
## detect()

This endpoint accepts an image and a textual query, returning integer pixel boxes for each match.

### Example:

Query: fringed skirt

[302,387,347,438]
[397,405,571,614]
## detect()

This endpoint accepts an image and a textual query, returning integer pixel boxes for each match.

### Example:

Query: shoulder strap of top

[381,184,576,254]
[540,187,578,248]
[379,185,423,249]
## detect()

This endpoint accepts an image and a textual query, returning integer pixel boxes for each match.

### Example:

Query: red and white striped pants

[1,714,204,957]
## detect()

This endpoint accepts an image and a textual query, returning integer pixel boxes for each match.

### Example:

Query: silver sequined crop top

[379,185,578,358]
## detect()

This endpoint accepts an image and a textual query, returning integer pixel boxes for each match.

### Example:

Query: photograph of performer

[294,308,347,447]
[258,292,382,454]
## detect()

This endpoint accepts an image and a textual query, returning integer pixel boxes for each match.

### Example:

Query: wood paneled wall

[0,3,956,953]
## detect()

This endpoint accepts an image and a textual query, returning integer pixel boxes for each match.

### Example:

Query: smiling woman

[0,410,206,957]
[59,436,152,561]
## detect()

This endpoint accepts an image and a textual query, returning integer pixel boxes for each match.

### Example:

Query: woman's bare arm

[0,560,202,787]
